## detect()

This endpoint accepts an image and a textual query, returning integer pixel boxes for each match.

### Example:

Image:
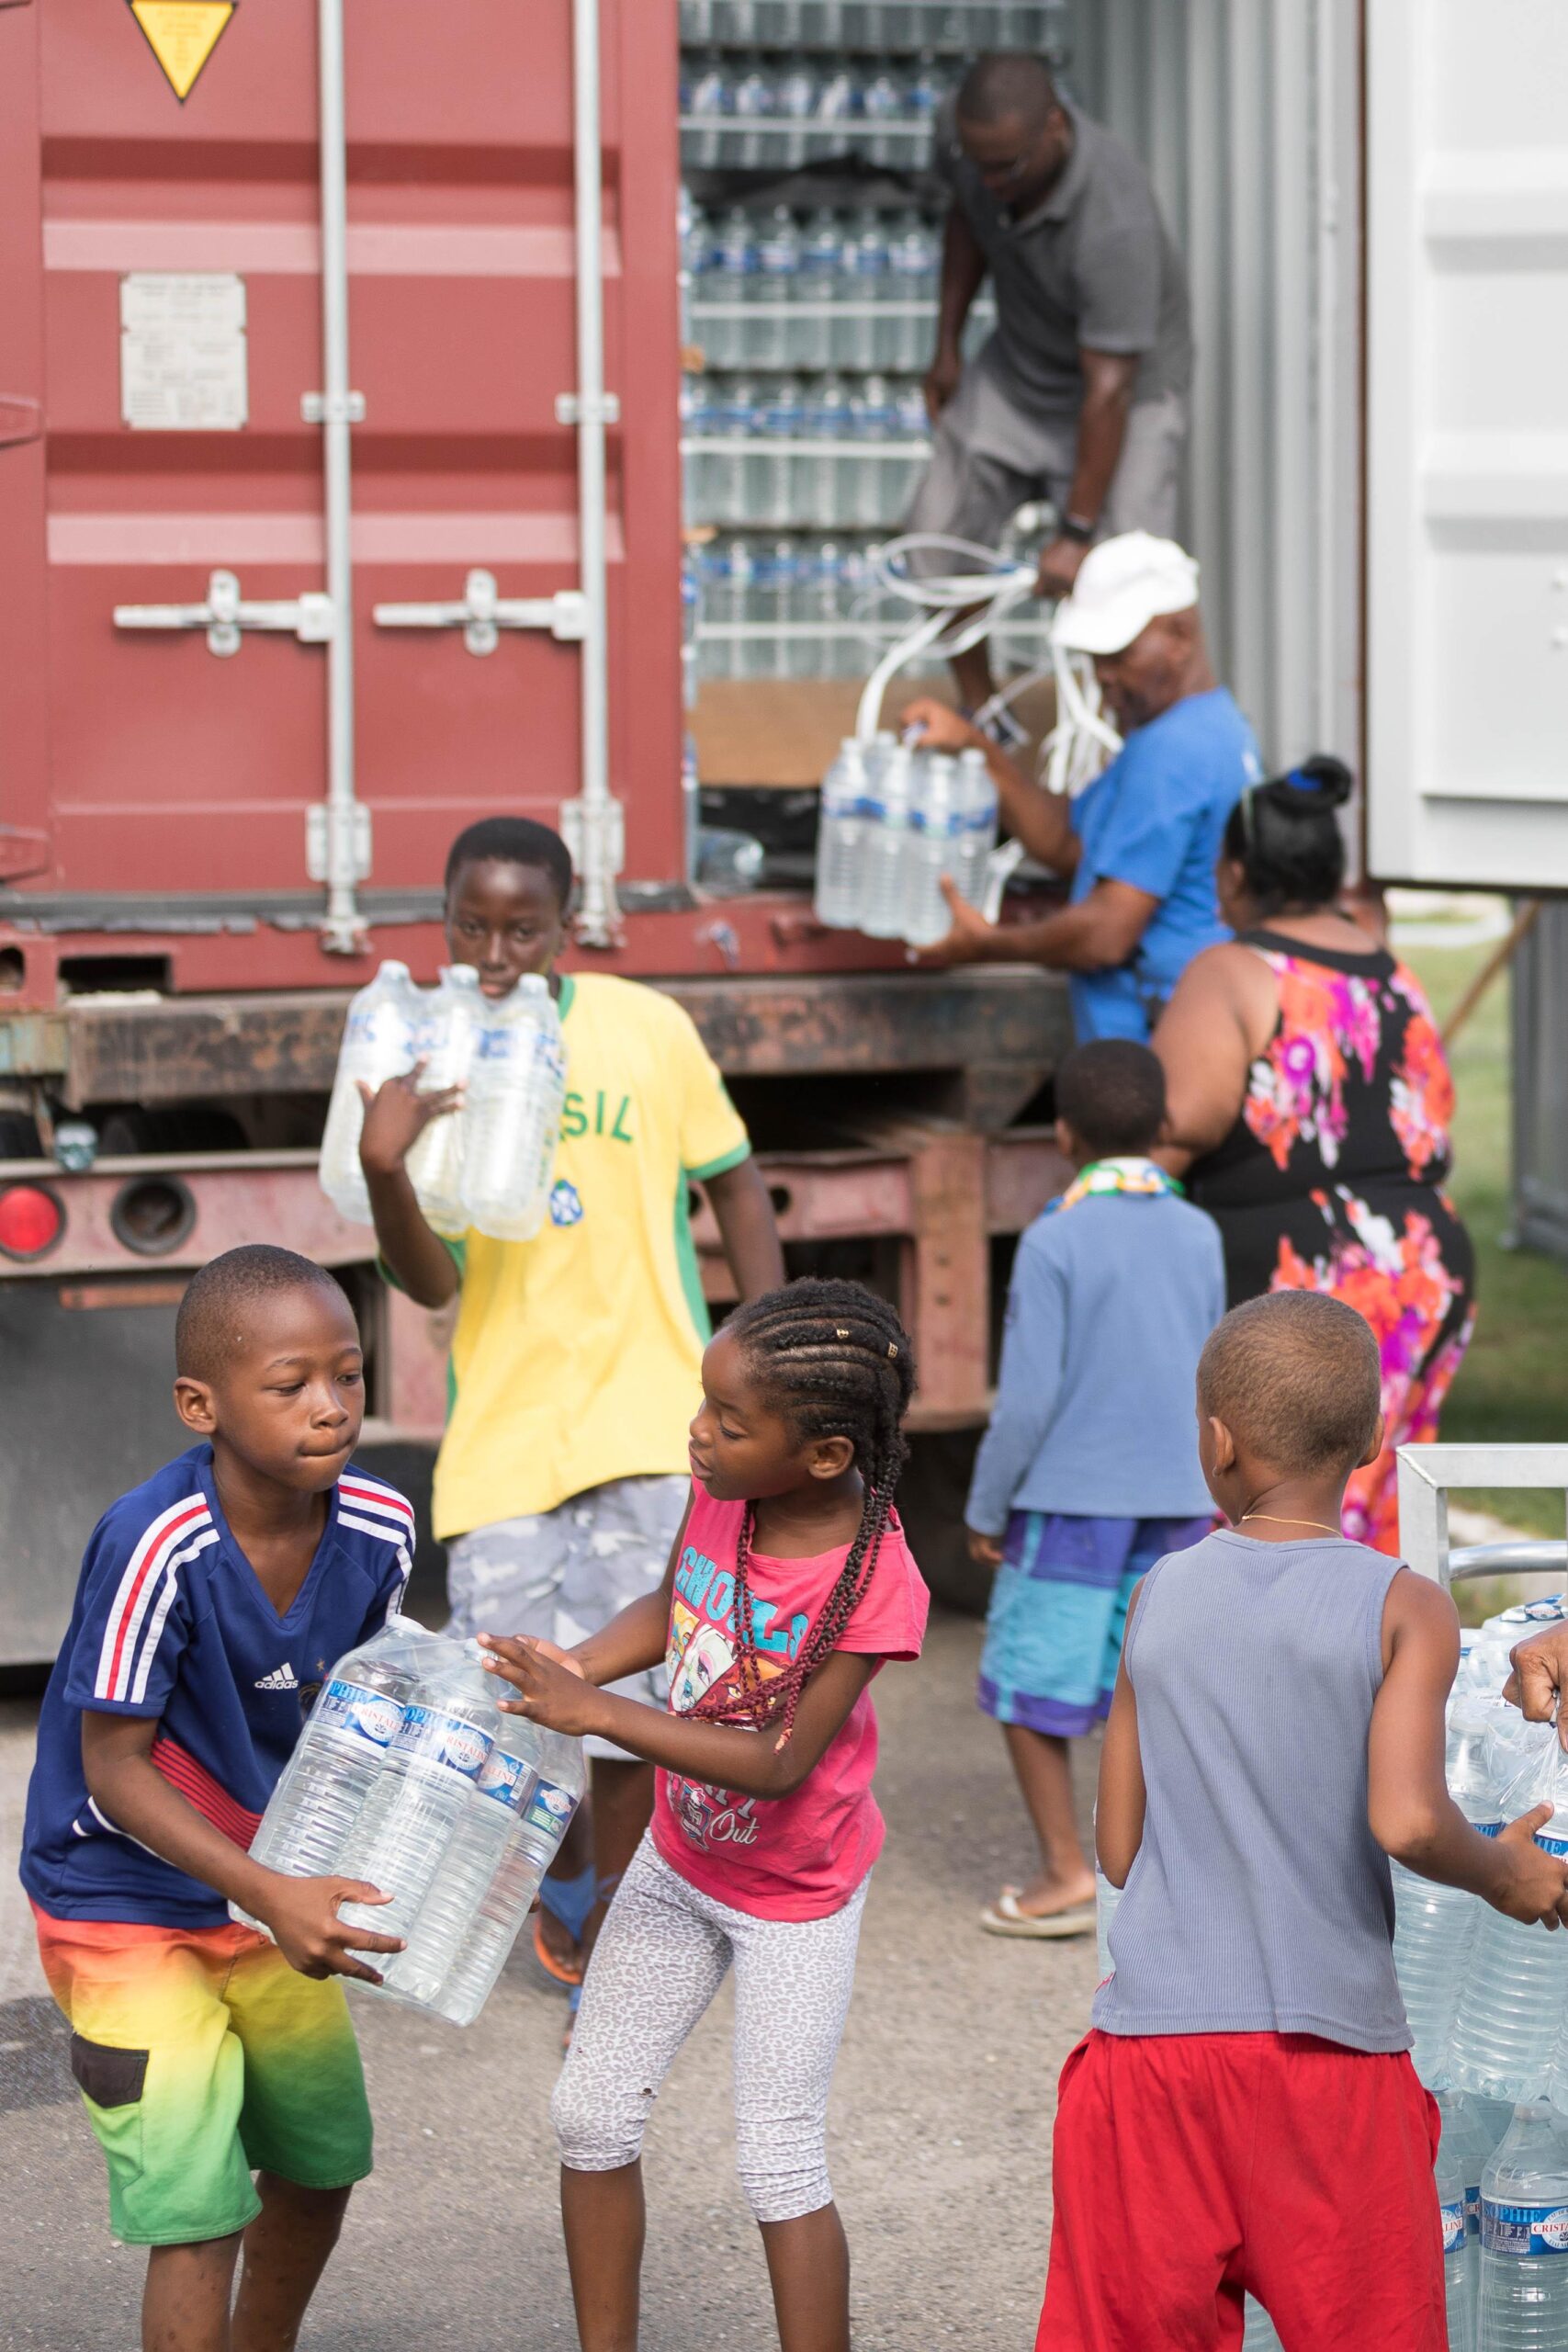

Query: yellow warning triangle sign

[128,1,235,102]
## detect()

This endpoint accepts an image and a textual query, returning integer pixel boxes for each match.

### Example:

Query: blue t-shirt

[21,1444,413,1927]
[1067,686,1263,1041]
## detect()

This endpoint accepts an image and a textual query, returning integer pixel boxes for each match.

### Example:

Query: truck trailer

[2,0,1564,1657]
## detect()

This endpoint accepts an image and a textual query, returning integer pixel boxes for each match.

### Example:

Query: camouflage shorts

[446,1476,687,1760]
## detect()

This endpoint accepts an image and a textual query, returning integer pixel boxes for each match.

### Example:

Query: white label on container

[120,273,248,431]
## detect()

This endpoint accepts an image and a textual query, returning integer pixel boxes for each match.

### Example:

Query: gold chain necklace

[1238,1511,1342,1537]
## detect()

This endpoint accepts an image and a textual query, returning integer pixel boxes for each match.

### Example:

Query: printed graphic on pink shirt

[651,1486,931,1921]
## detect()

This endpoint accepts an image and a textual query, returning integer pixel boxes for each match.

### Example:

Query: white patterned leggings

[550,1835,870,2223]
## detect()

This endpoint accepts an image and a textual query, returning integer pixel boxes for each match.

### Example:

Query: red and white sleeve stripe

[92,1498,215,1704]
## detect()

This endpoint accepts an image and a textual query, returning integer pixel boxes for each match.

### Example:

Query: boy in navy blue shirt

[22,1244,412,2352]
[965,1041,1224,1939]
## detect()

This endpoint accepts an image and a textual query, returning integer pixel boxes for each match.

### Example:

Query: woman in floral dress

[1154,755,1473,1552]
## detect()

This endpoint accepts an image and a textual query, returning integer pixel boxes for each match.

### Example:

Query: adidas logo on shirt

[254,1663,300,1692]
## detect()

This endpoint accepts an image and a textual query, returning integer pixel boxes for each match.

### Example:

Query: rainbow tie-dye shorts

[33,1905,373,2245]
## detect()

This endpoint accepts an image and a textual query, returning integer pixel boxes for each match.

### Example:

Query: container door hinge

[372,571,588,656]
[114,570,333,658]
[306,802,372,888]
[555,390,620,427]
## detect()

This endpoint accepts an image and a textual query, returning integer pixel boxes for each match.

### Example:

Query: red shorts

[1038,2030,1444,2352]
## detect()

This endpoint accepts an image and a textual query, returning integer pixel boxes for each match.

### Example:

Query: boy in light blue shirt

[966,1039,1224,1939]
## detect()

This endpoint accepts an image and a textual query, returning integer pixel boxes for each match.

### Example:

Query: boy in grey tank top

[1038,1293,1568,2352]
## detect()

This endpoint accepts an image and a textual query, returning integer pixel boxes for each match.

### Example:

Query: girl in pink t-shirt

[479,1278,929,2352]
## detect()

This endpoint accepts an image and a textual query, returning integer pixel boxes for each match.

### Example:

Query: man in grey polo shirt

[912,51,1192,725]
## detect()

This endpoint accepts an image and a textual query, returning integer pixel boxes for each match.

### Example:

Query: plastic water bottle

[861,65,907,170]
[907,54,944,164]
[814,739,870,929]
[774,67,818,173]
[430,1728,586,2027]
[241,1616,433,1907]
[886,210,936,374]
[728,56,774,170]
[338,1645,500,1945]
[889,378,931,525]
[796,210,840,374]
[861,744,914,939]
[768,537,806,679]
[803,372,851,528]
[709,209,755,374]
[716,533,756,678]
[405,965,483,1237]
[319,960,417,1225]
[1479,2105,1568,2349]
[1446,2092,1514,2331]
[718,376,761,527]
[389,1679,545,2005]
[902,752,960,947]
[954,746,998,906]
[1449,1743,1568,2106]
[1439,2115,1479,2351]
[683,52,728,172]
[750,209,800,371]
[854,375,898,528]
[749,376,803,528]
[812,64,859,164]
[459,976,568,1243]
[838,209,887,372]
[1394,1690,1505,2085]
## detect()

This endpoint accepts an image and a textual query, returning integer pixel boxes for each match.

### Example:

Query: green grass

[1404,933,1568,1546]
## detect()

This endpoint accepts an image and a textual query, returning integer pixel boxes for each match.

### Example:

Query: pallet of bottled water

[239,1616,585,2028]
[682,370,931,533]
[1388,1596,1568,2347]
[679,1,1067,50]
[683,203,957,377]
[814,731,997,945]
[317,959,568,1241]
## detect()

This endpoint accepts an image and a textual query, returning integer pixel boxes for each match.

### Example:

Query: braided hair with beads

[690,1278,916,1751]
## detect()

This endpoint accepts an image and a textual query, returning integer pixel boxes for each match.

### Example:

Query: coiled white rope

[852,531,1121,797]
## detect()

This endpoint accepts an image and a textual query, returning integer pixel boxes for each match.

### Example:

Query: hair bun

[1280,753,1353,811]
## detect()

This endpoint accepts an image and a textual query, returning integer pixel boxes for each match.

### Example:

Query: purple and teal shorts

[977,1511,1210,1736]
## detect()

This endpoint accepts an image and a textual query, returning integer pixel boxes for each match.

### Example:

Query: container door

[1366,0,1568,887]
[17,0,682,910]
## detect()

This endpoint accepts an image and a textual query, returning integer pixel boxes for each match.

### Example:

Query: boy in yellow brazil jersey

[358,819,784,2000]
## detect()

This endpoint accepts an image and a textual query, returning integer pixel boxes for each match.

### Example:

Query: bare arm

[901,698,1081,874]
[1151,945,1270,1176]
[919,875,1158,975]
[480,1635,878,1801]
[1095,1584,1146,1887]
[704,1157,785,1300]
[358,1070,462,1309]
[80,1714,405,1981]
[1035,350,1142,600]
[1369,1573,1568,1922]
[924,207,987,421]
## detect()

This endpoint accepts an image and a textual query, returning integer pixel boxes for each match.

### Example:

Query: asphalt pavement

[0,1611,1099,2350]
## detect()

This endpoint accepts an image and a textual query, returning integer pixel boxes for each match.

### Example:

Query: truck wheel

[897,1428,994,1618]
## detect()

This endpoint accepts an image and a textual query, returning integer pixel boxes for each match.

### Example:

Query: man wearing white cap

[905,531,1263,1043]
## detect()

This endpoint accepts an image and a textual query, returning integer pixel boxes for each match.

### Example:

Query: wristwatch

[1058,514,1097,545]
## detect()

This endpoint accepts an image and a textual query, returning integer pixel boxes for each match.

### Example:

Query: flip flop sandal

[979,1892,1098,1939]
[533,1910,585,1986]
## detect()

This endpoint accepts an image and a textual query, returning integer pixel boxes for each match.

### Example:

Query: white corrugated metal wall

[1066,0,1362,790]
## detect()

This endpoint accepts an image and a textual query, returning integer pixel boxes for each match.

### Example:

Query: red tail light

[0,1182,64,1261]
